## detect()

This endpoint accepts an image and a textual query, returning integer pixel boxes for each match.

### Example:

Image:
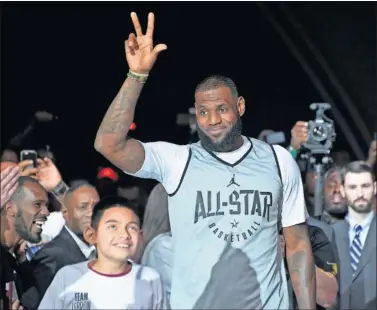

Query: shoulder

[142,141,190,159]
[133,263,161,281]
[57,261,87,276]
[331,219,347,232]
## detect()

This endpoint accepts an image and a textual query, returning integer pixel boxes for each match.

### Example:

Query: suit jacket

[21,227,88,310]
[332,214,376,310]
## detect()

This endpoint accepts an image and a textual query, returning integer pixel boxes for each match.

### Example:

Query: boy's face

[95,207,142,262]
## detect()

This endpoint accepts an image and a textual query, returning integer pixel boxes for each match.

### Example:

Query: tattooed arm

[95,12,167,173]
[283,223,316,310]
[94,77,146,173]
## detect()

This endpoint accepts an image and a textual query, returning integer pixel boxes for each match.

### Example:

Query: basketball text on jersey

[193,173,273,243]
[72,292,91,310]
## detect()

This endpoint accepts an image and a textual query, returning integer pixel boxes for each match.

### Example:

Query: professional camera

[302,103,336,155]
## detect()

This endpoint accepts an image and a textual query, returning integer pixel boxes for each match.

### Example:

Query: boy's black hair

[91,196,139,230]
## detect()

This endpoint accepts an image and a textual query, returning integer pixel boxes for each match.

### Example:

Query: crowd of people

[1,11,376,310]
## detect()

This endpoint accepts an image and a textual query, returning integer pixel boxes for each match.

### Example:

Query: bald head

[10,176,46,203]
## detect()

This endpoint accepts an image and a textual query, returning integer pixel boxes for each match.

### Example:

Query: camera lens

[312,125,327,142]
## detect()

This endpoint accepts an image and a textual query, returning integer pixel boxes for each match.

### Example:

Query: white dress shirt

[347,210,375,248]
[65,225,96,259]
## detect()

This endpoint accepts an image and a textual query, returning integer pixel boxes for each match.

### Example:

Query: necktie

[350,224,363,273]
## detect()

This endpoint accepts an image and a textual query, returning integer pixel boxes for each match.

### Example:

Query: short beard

[325,204,347,218]
[348,199,373,214]
[197,114,243,152]
[14,210,41,244]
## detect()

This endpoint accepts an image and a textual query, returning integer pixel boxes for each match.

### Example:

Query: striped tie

[350,224,363,273]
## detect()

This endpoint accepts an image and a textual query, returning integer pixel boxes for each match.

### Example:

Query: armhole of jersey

[269,144,282,184]
[270,145,283,233]
[167,148,192,197]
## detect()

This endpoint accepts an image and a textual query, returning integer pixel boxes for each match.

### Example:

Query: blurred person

[332,161,376,309]
[1,149,19,163]
[21,183,99,310]
[95,12,316,310]
[38,196,166,310]
[321,166,347,225]
[139,184,173,300]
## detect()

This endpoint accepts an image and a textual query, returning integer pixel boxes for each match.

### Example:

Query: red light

[130,122,136,131]
[97,167,119,181]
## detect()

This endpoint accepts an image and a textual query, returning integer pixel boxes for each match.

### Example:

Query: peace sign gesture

[126,12,167,75]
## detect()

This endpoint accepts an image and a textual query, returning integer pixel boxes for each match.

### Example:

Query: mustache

[354,198,368,203]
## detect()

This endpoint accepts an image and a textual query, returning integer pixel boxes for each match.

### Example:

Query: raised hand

[126,12,167,74]
[0,166,19,208]
[36,157,62,191]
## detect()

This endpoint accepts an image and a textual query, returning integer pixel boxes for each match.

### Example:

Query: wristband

[51,180,69,197]
[288,146,298,158]
[127,70,149,83]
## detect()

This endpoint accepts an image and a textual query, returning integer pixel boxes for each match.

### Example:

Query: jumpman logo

[227,174,240,187]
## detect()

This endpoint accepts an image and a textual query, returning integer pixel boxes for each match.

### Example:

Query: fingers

[43,157,53,166]
[18,160,34,170]
[153,43,168,55]
[130,12,143,37]
[20,168,39,177]
[146,12,154,37]
[1,166,19,189]
[37,158,46,169]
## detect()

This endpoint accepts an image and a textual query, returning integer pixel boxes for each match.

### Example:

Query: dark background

[1,2,376,183]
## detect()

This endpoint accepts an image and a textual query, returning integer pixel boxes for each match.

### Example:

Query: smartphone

[266,131,286,145]
[20,150,38,169]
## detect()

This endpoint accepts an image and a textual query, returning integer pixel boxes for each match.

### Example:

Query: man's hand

[19,160,39,177]
[36,157,62,192]
[290,121,309,150]
[126,12,167,74]
[0,166,19,208]
[366,140,376,167]
[11,299,24,310]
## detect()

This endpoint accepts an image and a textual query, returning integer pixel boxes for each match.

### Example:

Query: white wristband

[129,70,149,77]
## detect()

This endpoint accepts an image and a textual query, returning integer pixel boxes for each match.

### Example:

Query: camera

[302,103,336,155]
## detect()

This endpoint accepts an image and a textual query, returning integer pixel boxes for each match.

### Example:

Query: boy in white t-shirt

[38,196,167,310]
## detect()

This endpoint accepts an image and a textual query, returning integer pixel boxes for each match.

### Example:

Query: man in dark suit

[21,182,99,310]
[332,161,376,310]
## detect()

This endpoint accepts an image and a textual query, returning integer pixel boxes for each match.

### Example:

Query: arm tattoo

[284,223,316,309]
[95,77,144,151]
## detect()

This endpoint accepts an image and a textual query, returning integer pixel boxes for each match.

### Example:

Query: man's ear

[237,96,246,117]
[4,201,17,218]
[61,204,68,218]
[84,226,96,245]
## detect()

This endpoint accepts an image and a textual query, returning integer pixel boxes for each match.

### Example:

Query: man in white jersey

[94,12,316,309]
[38,196,166,309]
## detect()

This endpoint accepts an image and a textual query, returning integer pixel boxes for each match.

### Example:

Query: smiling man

[1,176,49,249]
[21,183,99,310]
[0,176,49,310]
[94,12,316,310]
